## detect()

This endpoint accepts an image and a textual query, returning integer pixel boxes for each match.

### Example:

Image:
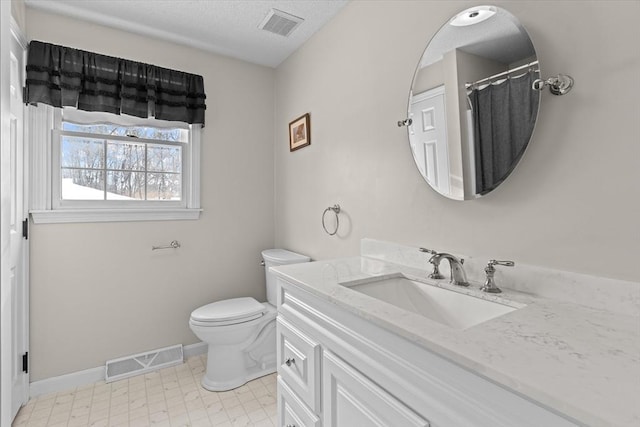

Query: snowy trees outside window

[59,120,187,201]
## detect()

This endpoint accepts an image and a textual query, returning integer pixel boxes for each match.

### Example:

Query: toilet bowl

[189,249,310,391]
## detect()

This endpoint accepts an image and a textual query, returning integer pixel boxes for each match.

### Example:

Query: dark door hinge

[22,86,28,103]
[22,218,28,240]
[22,352,28,373]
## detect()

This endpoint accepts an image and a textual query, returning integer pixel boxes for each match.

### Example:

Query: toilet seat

[190,297,266,327]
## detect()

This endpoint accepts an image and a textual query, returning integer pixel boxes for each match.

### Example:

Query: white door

[1,4,15,424]
[322,351,429,427]
[409,86,450,195]
[3,20,29,422]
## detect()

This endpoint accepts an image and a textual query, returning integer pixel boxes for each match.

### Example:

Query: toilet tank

[262,249,310,305]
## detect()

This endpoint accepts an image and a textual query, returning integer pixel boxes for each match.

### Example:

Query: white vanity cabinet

[278,376,321,427]
[322,350,429,426]
[276,278,580,427]
[277,316,321,414]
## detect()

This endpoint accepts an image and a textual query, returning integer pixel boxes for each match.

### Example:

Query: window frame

[30,106,202,224]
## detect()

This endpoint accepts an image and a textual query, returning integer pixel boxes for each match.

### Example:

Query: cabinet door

[278,376,321,427]
[277,317,321,413]
[323,351,429,427]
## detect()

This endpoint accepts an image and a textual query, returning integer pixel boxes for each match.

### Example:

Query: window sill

[31,208,202,224]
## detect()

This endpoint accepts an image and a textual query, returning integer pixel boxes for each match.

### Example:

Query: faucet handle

[488,260,515,268]
[481,260,514,293]
[419,248,444,279]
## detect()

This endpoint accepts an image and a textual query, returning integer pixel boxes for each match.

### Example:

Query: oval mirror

[407,5,540,200]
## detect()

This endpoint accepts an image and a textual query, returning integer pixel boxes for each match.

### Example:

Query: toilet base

[200,361,276,391]
[196,312,277,392]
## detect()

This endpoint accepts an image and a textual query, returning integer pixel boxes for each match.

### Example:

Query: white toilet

[189,249,310,391]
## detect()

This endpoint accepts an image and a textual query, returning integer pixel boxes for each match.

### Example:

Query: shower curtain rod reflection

[466,60,539,89]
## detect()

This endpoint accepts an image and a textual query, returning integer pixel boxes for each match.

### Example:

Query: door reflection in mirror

[409,86,453,197]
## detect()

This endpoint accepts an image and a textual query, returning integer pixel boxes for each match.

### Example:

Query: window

[30,107,201,223]
[57,111,187,205]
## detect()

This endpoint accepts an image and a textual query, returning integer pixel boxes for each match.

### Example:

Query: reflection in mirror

[408,5,540,200]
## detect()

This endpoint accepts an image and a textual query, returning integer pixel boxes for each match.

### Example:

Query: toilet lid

[190,297,266,323]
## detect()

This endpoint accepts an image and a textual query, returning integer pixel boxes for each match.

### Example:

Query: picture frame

[289,113,311,152]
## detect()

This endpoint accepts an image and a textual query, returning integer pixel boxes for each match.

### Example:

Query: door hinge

[22,86,28,103]
[22,218,28,240]
[22,352,28,373]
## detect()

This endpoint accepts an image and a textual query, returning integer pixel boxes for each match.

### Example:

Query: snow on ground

[62,179,135,200]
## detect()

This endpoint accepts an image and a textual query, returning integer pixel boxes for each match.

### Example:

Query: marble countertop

[272,256,640,427]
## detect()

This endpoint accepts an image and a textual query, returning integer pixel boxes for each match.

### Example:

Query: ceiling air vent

[258,9,304,37]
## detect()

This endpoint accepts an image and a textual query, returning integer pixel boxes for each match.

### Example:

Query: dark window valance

[25,41,206,126]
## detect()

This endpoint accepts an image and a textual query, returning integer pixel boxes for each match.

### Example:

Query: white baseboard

[29,342,207,398]
[29,366,104,398]
[183,341,207,358]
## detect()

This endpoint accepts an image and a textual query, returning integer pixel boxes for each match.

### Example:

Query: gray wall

[274,1,640,282]
[27,8,276,381]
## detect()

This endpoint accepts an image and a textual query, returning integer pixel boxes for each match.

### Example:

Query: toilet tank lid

[191,297,265,322]
[262,249,310,264]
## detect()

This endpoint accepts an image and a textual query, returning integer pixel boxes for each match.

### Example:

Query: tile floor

[12,354,278,427]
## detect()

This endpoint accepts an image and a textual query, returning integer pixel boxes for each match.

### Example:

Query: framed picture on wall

[289,113,311,152]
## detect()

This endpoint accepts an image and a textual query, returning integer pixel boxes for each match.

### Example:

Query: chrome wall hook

[532,74,574,95]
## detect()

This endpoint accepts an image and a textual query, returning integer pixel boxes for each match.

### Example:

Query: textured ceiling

[24,0,349,68]
[420,7,536,68]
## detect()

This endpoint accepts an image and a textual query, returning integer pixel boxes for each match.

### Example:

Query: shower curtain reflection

[470,72,539,195]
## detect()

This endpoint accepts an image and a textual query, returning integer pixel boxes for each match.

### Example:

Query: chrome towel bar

[152,240,181,251]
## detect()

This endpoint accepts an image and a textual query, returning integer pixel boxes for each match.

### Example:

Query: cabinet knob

[285,357,295,367]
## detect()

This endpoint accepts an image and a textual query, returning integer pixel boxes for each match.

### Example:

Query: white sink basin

[342,275,522,330]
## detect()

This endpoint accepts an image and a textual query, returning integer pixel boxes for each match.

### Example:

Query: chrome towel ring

[322,204,341,236]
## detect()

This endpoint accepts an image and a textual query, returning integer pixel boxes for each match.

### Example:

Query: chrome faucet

[428,252,469,287]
